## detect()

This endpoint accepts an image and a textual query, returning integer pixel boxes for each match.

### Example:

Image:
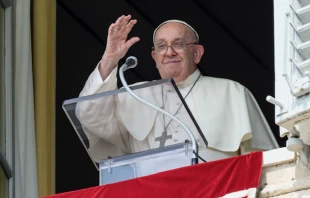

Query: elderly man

[76,15,278,163]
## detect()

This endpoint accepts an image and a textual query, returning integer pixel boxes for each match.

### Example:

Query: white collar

[176,69,201,89]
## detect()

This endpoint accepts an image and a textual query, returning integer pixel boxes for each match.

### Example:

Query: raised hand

[99,15,140,80]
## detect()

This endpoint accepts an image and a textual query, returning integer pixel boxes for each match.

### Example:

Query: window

[0,1,13,198]
[0,0,5,153]
[0,3,7,198]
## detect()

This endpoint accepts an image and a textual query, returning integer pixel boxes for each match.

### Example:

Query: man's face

[151,22,204,83]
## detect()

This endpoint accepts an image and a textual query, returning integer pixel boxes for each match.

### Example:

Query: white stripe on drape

[14,0,38,197]
[220,188,257,198]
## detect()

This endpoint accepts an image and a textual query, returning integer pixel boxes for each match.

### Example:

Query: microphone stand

[119,56,199,165]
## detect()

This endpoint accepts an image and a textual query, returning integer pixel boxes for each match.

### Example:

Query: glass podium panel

[99,142,192,185]
[62,78,207,176]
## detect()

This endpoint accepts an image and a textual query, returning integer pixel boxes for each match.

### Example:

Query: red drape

[45,151,262,198]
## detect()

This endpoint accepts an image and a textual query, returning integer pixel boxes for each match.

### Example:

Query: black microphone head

[126,56,138,69]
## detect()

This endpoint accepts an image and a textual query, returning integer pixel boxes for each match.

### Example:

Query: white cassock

[76,63,279,163]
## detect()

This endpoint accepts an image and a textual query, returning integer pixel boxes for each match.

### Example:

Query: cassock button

[173,138,178,142]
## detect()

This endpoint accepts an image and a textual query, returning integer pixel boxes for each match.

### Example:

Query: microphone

[123,56,138,71]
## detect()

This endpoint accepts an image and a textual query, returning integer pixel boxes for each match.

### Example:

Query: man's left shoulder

[199,75,246,90]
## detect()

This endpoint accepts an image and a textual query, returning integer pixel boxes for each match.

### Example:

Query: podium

[62,78,207,185]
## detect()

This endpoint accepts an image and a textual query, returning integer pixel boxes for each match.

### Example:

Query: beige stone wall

[257,120,310,197]
[274,189,310,197]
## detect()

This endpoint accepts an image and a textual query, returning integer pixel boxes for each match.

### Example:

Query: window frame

[0,0,14,198]
[0,0,10,8]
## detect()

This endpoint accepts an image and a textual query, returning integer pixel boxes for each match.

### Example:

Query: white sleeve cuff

[79,61,118,97]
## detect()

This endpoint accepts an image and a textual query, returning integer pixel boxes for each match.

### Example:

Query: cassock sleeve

[75,62,132,162]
